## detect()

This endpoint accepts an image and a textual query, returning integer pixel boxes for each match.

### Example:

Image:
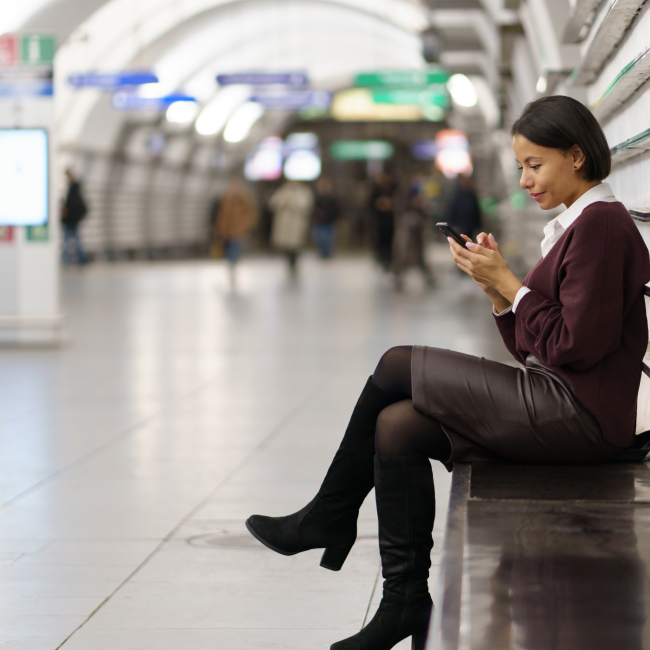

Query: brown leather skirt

[411,346,624,465]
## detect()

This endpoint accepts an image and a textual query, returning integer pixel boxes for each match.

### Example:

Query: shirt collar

[552,182,616,231]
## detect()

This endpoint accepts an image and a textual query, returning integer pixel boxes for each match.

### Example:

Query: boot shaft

[374,455,435,581]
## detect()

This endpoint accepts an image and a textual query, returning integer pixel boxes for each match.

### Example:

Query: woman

[246,96,650,650]
[269,180,315,277]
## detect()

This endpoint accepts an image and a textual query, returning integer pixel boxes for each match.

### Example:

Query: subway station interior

[1,0,650,648]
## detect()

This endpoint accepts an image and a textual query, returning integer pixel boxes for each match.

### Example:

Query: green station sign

[20,34,55,65]
[371,86,449,108]
[354,68,449,88]
[26,224,50,241]
[330,140,395,161]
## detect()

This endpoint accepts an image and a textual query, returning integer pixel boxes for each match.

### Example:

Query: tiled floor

[0,251,511,649]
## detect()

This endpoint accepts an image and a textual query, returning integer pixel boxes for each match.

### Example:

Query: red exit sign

[0,34,18,67]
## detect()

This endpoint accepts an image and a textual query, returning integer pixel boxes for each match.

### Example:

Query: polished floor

[0,252,511,649]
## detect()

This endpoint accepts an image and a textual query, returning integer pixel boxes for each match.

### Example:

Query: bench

[427,286,650,649]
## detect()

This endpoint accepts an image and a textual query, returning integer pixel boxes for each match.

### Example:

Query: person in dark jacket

[445,173,481,239]
[369,174,397,271]
[245,96,650,650]
[61,169,89,265]
[312,177,341,259]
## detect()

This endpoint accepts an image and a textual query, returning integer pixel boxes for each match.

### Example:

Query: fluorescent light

[195,86,251,136]
[284,150,321,181]
[223,102,264,143]
[139,83,165,98]
[447,74,477,108]
[166,101,199,124]
[536,76,547,93]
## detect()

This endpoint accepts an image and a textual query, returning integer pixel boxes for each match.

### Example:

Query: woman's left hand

[448,237,524,304]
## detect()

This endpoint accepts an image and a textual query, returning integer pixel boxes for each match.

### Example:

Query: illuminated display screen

[0,129,48,226]
[245,137,284,181]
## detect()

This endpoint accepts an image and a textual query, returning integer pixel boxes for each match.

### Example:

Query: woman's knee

[375,400,416,457]
[372,346,413,396]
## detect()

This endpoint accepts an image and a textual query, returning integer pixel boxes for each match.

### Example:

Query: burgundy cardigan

[494,201,650,448]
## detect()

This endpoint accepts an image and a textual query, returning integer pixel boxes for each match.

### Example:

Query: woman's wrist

[495,272,525,305]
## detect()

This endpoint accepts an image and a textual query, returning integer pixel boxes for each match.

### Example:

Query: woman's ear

[571,145,586,171]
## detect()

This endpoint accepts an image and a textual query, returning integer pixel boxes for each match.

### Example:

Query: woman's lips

[530,192,545,202]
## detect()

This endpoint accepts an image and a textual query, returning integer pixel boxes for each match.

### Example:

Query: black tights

[371,346,452,462]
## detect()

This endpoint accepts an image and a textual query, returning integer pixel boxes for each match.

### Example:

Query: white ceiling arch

[56,0,428,149]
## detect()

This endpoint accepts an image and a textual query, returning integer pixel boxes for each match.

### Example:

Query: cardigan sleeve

[513,207,625,370]
[493,309,527,365]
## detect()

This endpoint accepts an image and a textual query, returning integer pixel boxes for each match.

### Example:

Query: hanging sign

[111,92,196,111]
[250,90,331,109]
[20,34,55,66]
[371,87,449,108]
[330,140,395,161]
[0,33,55,95]
[217,72,309,86]
[68,71,158,89]
[354,68,449,88]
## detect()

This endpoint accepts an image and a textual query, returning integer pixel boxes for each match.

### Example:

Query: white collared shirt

[496,182,618,316]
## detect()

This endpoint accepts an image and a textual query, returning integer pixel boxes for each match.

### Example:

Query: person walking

[245,96,650,649]
[213,179,258,285]
[312,177,341,259]
[269,180,314,277]
[369,174,397,271]
[61,169,89,265]
[393,191,435,290]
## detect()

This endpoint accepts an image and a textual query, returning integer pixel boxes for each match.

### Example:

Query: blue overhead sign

[68,71,158,89]
[217,72,309,86]
[251,90,331,109]
[0,80,52,96]
[111,92,196,111]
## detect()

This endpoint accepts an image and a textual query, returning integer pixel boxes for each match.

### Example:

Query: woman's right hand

[472,232,504,259]
[460,233,510,308]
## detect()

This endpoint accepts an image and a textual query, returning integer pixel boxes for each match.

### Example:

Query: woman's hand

[449,233,523,311]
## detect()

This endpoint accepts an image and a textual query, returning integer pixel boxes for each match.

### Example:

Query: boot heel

[320,546,352,571]
[412,630,428,650]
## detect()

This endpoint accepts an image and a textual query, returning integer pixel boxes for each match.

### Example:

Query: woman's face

[513,134,587,210]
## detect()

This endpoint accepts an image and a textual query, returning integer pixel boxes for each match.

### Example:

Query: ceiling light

[138,83,165,98]
[195,86,251,136]
[536,76,548,93]
[447,74,477,108]
[223,102,264,143]
[166,101,199,124]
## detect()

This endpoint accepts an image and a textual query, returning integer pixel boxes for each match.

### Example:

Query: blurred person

[393,192,434,291]
[213,179,258,285]
[312,177,341,259]
[444,173,481,239]
[61,169,89,265]
[245,96,650,650]
[269,180,314,277]
[207,195,222,256]
[369,173,397,271]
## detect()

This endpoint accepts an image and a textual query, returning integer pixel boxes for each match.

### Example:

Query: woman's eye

[517,166,523,171]
[531,165,541,170]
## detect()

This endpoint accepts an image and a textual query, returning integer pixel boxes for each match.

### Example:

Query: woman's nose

[519,170,532,190]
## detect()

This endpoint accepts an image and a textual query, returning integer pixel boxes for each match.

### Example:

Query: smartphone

[436,222,468,248]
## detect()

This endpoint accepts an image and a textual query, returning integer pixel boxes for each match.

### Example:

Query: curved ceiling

[54,0,428,149]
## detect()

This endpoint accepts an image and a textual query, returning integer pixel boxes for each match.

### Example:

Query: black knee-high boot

[246,378,401,571]
[331,456,435,650]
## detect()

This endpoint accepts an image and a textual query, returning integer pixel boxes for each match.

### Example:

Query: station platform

[0,254,513,649]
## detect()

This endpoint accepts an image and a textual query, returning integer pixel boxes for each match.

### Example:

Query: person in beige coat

[213,179,258,283]
[269,181,315,276]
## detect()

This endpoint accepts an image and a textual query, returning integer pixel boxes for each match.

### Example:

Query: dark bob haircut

[511,95,611,182]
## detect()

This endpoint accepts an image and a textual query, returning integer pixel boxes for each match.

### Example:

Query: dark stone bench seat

[427,462,650,650]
